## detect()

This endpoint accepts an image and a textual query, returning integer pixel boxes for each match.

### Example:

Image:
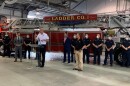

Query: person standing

[24,35,32,59]
[71,34,77,62]
[121,36,130,67]
[63,32,71,63]
[2,32,11,57]
[14,32,23,62]
[103,36,114,66]
[73,33,84,71]
[36,28,49,67]
[92,34,103,65]
[83,33,91,64]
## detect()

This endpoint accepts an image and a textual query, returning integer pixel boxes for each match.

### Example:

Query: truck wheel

[114,47,123,65]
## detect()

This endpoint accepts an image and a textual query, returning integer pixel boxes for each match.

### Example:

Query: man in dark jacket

[73,33,84,71]
[3,32,11,57]
[121,36,130,67]
[63,32,71,63]
[92,34,103,65]
[71,34,77,62]
[24,35,32,59]
[83,33,91,64]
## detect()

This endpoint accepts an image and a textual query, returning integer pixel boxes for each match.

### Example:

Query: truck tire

[114,47,123,65]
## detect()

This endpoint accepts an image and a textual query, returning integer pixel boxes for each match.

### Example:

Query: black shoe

[78,69,83,71]
[110,64,113,67]
[73,68,79,70]
[63,61,66,63]
[14,60,17,62]
[103,64,106,66]
[40,65,44,67]
[36,66,40,67]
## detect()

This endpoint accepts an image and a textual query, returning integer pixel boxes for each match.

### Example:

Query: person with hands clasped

[121,35,130,67]
[92,34,103,65]
[103,36,114,66]
[82,33,91,64]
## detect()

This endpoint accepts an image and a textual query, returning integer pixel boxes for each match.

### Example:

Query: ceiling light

[36,12,40,15]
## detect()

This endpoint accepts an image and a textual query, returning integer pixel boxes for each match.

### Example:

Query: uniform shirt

[122,39,130,51]
[36,33,49,45]
[3,36,11,45]
[93,38,103,50]
[71,38,77,47]
[83,38,91,48]
[24,38,31,45]
[75,39,84,51]
[105,39,114,49]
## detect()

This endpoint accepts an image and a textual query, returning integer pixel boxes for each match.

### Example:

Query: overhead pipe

[112,16,130,36]
[0,0,17,13]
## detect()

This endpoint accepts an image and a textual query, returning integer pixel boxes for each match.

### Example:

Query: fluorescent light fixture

[36,12,40,15]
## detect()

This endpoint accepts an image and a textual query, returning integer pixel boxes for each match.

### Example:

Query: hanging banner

[44,14,97,22]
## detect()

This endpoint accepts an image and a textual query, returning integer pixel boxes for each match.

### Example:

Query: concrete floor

[0,56,130,86]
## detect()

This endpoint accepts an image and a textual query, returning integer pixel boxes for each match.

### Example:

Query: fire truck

[0,14,130,66]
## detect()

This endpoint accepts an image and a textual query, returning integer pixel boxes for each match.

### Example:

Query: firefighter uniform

[93,38,103,65]
[24,37,32,59]
[3,35,11,57]
[83,38,91,64]
[121,39,130,67]
[104,39,114,66]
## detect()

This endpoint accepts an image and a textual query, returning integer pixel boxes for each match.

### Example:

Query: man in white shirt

[36,28,49,67]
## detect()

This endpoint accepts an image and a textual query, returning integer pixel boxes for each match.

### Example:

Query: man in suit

[63,32,71,63]
[14,32,23,62]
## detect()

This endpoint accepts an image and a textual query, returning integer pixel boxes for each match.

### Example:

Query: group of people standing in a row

[1,32,32,61]
[63,32,130,71]
[0,28,49,68]
[1,29,130,70]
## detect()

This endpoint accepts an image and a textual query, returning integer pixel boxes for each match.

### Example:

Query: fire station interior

[0,0,130,86]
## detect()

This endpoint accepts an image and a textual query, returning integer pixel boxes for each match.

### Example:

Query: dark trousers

[122,51,130,67]
[24,46,31,59]
[3,45,10,57]
[83,49,90,63]
[126,51,130,67]
[104,51,113,65]
[71,48,74,62]
[37,45,46,67]
[93,49,101,65]
[63,49,70,63]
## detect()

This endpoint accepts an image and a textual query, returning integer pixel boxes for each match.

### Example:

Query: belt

[38,44,46,46]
